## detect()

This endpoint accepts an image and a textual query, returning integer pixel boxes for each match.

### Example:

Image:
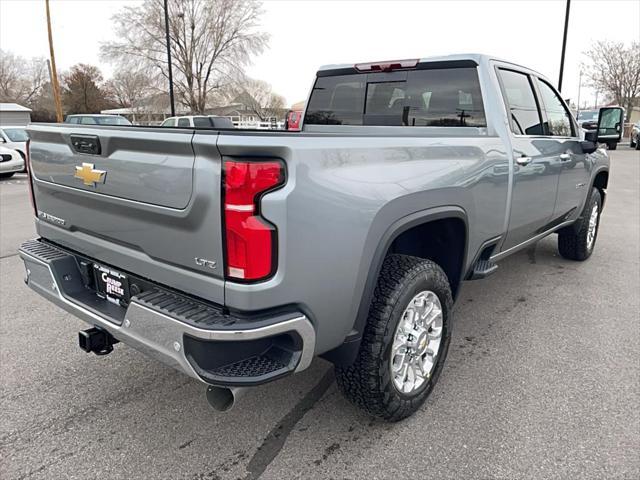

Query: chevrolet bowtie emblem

[74,163,106,187]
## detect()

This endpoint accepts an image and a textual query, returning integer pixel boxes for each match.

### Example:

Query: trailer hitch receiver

[78,327,118,355]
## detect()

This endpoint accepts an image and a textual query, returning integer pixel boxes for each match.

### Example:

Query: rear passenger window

[404,68,486,127]
[498,69,544,135]
[537,79,574,137]
[177,118,190,127]
[304,67,486,127]
[305,75,366,125]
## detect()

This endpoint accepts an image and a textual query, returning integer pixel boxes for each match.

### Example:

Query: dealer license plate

[94,264,130,305]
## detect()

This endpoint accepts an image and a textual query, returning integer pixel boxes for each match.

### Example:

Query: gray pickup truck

[20,54,623,421]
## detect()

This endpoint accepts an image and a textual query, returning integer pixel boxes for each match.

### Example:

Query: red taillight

[25,139,37,216]
[354,59,418,72]
[223,159,285,281]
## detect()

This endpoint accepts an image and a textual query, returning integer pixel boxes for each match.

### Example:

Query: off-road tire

[335,254,453,421]
[558,187,602,261]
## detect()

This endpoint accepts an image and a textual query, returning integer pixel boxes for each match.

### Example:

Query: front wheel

[558,188,602,261]
[335,254,453,421]
[0,172,15,179]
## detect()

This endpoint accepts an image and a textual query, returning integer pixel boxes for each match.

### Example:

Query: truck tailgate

[27,125,225,305]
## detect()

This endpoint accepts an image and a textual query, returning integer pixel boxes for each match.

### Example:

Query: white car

[0,126,28,170]
[160,115,234,128]
[0,145,25,178]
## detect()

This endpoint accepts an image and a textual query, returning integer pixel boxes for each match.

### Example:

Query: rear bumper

[19,239,315,387]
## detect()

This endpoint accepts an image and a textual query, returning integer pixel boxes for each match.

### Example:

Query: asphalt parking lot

[1,148,639,480]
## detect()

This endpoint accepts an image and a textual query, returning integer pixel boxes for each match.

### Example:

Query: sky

[1,0,638,107]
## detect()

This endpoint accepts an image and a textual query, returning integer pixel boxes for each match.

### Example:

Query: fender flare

[557,166,608,236]
[321,206,468,366]
[591,166,609,209]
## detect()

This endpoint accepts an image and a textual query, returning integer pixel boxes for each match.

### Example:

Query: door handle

[559,153,571,161]
[70,135,101,155]
[516,155,532,166]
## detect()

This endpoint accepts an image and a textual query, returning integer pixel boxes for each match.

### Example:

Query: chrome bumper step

[19,239,315,386]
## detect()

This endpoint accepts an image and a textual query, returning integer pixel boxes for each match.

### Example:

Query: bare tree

[233,77,285,121]
[105,67,156,112]
[0,50,48,104]
[102,0,268,114]
[29,82,57,122]
[583,41,640,121]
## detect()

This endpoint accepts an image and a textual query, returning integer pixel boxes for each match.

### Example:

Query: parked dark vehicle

[577,108,623,150]
[629,121,640,150]
[21,54,623,421]
[65,114,132,126]
[160,115,234,128]
[577,109,599,130]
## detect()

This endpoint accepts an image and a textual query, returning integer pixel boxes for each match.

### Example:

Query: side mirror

[584,130,597,142]
[580,140,598,154]
[597,107,624,142]
[580,130,598,153]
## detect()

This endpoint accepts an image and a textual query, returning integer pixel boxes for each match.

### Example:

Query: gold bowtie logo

[74,163,106,187]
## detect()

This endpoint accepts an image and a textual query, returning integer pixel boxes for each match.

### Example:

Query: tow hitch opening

[78,327,119,355]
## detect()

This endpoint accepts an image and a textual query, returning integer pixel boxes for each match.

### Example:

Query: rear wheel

[607,142,617,150]
[558,187,602,261]
[335,254,452,421]
[0,172,15,179]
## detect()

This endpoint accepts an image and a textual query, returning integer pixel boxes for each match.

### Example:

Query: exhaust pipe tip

[205,385,246,412]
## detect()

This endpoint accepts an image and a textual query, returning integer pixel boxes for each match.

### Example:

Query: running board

[469,259,498,280]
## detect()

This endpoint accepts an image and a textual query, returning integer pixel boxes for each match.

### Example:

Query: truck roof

[318,53,547,79]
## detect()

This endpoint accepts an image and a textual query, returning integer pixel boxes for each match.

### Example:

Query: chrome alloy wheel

[390,290,444,394]
[586,204,599,250]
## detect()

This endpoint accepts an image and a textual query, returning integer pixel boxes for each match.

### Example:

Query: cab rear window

[305,67,486,127]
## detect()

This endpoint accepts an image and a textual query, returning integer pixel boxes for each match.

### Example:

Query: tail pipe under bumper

[205,385,248,412]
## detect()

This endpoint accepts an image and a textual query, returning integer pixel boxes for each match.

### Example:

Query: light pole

[576,70,582,118]
[164,0,176,117]
[558,0,571,92]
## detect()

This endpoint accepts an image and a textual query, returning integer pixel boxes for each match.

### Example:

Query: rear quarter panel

[217,132,510,353]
